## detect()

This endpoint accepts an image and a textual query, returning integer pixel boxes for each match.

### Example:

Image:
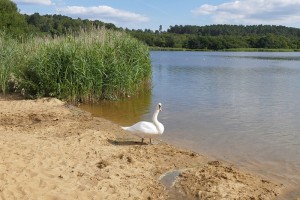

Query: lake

[80,51,300,197]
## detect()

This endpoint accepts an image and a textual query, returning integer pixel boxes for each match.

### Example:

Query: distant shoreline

[150,47,300,52]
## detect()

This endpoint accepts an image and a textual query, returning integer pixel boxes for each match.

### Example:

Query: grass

[0,33,24,95]
[0,35,12,95]
[0,29,151,102]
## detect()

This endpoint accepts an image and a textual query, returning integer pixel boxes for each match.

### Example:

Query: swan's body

[121,103,164,144]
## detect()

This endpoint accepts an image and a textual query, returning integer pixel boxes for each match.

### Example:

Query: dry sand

[0,96,286,199]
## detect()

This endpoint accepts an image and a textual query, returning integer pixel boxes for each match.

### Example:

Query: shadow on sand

[107,139,148,146]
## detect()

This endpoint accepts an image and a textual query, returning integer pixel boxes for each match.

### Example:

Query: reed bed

[0,33,26,95]
[0,29,151,102]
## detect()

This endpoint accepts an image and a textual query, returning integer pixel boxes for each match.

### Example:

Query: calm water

[80,51,300,197]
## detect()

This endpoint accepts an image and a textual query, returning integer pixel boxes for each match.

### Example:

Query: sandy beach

[0,96,286,199]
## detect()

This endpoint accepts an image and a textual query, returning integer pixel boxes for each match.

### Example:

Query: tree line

[24,13,118,37]
[1,0,300,50]
[0,0,117,39]
[130,25,300,50]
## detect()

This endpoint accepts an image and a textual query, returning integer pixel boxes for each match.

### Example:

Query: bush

[4,28,151,102]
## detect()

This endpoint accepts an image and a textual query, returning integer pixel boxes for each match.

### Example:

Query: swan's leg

[150,138,152,144]
[141,138,144,144]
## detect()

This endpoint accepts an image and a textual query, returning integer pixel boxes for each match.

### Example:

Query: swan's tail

[121,126,129,131]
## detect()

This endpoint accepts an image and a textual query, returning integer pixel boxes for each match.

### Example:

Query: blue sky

[13,0,300,31]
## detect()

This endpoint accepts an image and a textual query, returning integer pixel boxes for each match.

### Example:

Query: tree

[0,0,28,36]
[164,34,175,47]
[159,25,162,33]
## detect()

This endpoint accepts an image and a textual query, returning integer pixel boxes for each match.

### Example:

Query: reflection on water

[80,51,300,198]
[79,91,152,125]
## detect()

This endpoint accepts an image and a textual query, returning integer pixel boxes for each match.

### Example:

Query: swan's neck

[152,109,159,124]
[152,109,164,134]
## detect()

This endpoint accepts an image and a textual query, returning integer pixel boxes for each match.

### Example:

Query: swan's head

[157,103,162,111]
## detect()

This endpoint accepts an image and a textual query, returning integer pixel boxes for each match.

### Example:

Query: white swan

[121,103,164,144]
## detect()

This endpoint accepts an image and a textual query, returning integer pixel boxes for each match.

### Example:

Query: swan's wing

[126,121,158,134]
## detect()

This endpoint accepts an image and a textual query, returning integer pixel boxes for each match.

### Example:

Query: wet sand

[0,96,287,199]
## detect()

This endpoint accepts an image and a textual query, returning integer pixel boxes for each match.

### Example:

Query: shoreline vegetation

[0,28,151,102]
[150,46,300,52]
[131,25,300,51]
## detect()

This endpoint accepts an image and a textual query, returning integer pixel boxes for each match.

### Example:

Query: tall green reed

[15,28,151,102]
[0,32,24,94]
[0,35,11,94]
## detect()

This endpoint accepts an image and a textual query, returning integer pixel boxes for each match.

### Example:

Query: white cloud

[192,0,300,27]
[57,5,149,24]
[13,0,53,6]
